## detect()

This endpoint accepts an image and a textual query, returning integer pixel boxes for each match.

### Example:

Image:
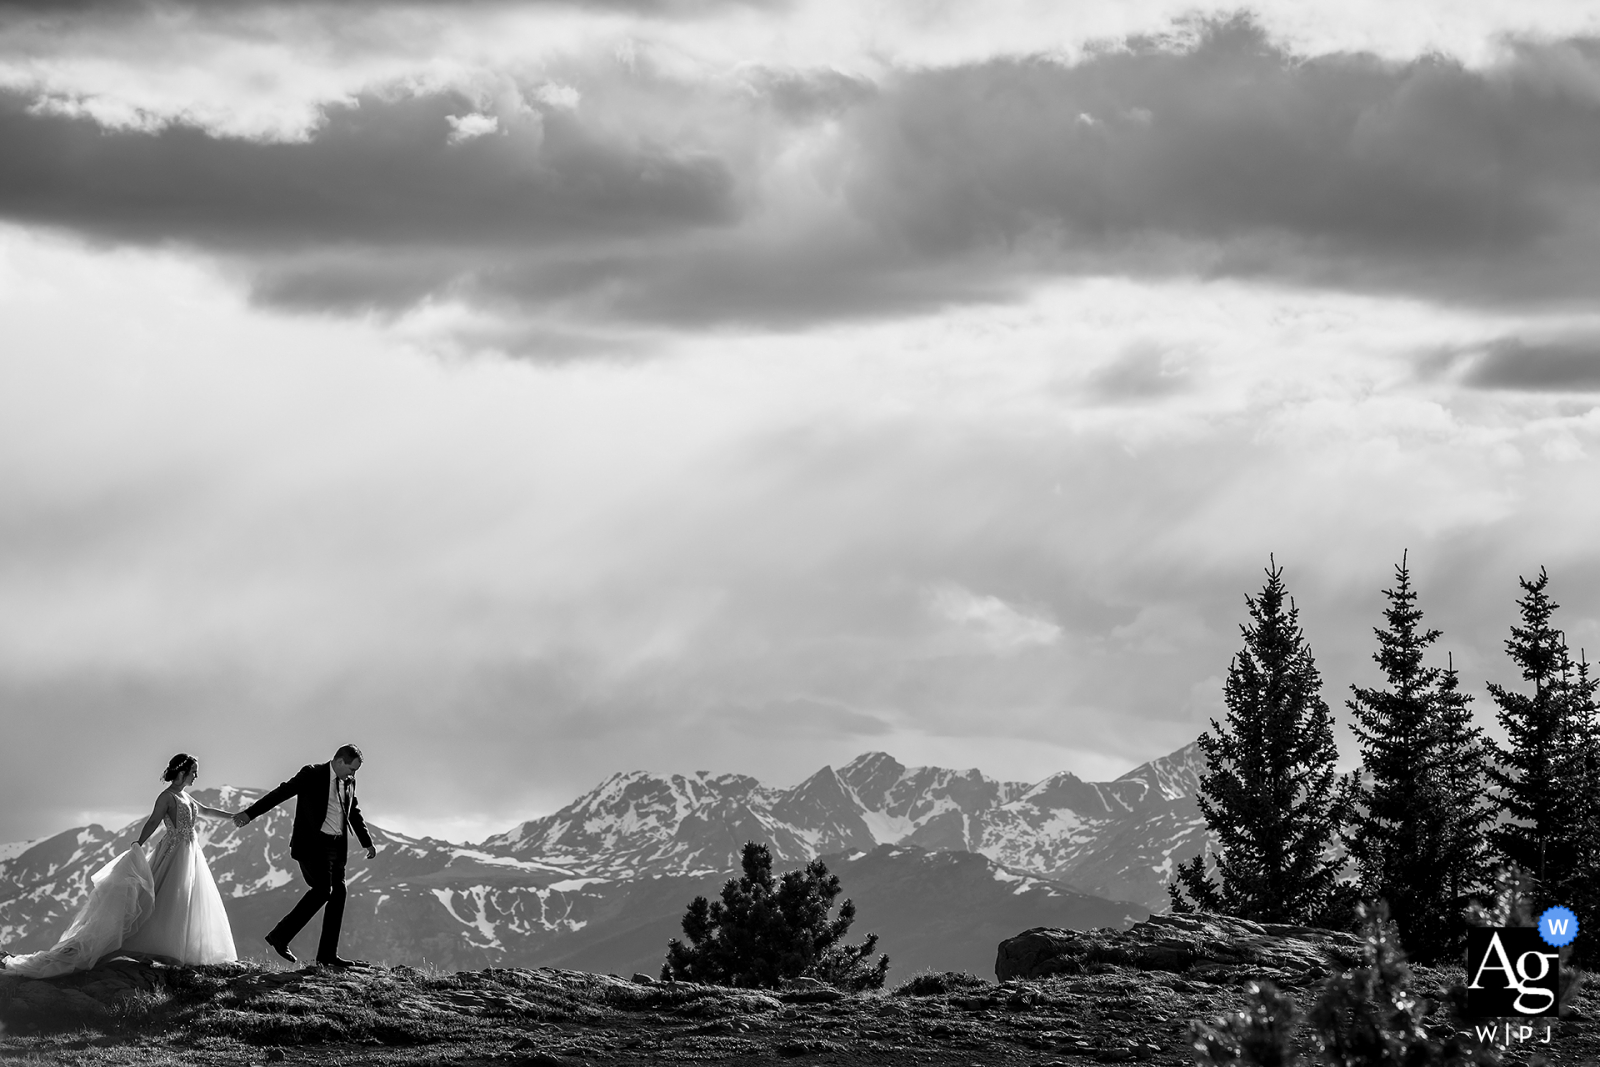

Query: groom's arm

[348,794,375,856]
[241,766,311,822]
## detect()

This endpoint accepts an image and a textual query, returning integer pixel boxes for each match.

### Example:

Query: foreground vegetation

[3,907,1597,1067]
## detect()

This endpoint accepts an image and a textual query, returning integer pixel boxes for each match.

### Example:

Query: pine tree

[662,841,889,989]
[1545,652,1600,967]
[1170,558,1358,925]
[1344,555,1492,963]
[1483,568,1600,967]
[1425,654,1495,959]
[1485,569,1576,889]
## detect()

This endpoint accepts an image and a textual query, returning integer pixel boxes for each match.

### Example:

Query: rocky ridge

[2,913,1595,1066]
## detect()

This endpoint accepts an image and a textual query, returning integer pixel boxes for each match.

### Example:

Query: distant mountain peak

[471,738,1212,913]
[2,743,1217,978]
[1112,740,1205,803]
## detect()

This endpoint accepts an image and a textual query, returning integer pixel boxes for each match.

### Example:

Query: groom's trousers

[270,832,349,962]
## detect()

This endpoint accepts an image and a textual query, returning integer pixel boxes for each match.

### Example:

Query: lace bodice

[166,792,197,842]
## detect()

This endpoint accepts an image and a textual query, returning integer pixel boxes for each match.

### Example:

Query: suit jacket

[245,763,373,861]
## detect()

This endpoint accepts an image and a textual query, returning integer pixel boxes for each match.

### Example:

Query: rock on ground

[996,912,1365,985]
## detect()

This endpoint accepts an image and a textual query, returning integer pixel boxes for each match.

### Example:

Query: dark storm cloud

[1462,335,1600,391]
[838,19,1600,300]
[7,17,1600,328]
[457,20,1600,325]
[0,88,737,252]
[464,238,1024,328]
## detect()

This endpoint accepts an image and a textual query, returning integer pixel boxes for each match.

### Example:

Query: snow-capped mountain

[0,786,474,952]
[0,840,36,863]
[0,742,1211,976]
[483,741,1212,910]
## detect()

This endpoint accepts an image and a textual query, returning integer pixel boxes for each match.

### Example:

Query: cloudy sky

[5,0,1600,846]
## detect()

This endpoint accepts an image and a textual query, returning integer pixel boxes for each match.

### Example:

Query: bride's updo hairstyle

[162,753,198,783]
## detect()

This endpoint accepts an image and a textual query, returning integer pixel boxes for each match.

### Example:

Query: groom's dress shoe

[317,956,355,968]
[265,936,297,964]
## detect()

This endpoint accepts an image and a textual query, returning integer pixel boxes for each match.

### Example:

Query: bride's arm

[135,793,173,847]
[195,802,235,819]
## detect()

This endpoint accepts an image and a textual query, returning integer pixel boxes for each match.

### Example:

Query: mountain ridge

[0,742,1210,976]
[478,741,1211,909]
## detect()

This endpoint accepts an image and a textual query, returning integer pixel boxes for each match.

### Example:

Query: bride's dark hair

[162,753,198,783]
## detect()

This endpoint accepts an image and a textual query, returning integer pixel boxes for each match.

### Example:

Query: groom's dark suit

[245,763,373,963]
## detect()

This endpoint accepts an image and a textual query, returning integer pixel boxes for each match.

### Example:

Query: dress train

[2,793,237,977]
[0,847,156,979]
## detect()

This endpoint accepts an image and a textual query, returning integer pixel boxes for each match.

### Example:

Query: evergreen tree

[1344,555,1492,963]
[1167,853,1222,914]
[1546,652,1600,966]
[1485,569,1577,889]
[1170,558,1358,925]
[1425,654,1496,958]
[1484,568,1600,967]
[662,842,889,990]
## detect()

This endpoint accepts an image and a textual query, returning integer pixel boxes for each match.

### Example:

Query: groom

[235,744,376,967]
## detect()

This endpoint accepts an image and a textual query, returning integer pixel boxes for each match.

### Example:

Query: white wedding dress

[1,792,237,978]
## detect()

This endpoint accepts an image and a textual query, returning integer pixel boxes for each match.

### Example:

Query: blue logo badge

[1539,906,1578,948]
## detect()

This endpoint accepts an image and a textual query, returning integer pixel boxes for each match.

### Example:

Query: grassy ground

[2,957,1597,1067]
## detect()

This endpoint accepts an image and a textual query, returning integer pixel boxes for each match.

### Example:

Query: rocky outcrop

[0,953,177,1027]
[995,912,1365,985]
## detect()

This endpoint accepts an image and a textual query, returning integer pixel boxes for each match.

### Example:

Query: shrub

[892,970,989,997]
[662,842,889,991]
[1190,901,1503,1067]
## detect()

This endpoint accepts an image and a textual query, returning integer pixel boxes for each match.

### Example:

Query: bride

[1,754,240,978]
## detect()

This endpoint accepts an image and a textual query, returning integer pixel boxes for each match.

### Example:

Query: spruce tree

[1485,569,1575,889]
[1425,654,1495,958]
[1170,558,1357,925]
[1545,652,1600,966]
[1344,555,1491,963]
[662,842,889,989]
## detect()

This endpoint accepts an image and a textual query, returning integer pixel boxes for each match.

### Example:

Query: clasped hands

[228,811,377,858]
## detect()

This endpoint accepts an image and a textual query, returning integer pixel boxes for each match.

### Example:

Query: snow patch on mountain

[431,887,501,948]
[446,849,575,876]
[470,740,1215,912]
[0,840,37,863]
[858,809,915,845]
[546,877,606,893]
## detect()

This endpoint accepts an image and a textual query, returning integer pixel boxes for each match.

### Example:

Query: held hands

[232,812,252,828]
